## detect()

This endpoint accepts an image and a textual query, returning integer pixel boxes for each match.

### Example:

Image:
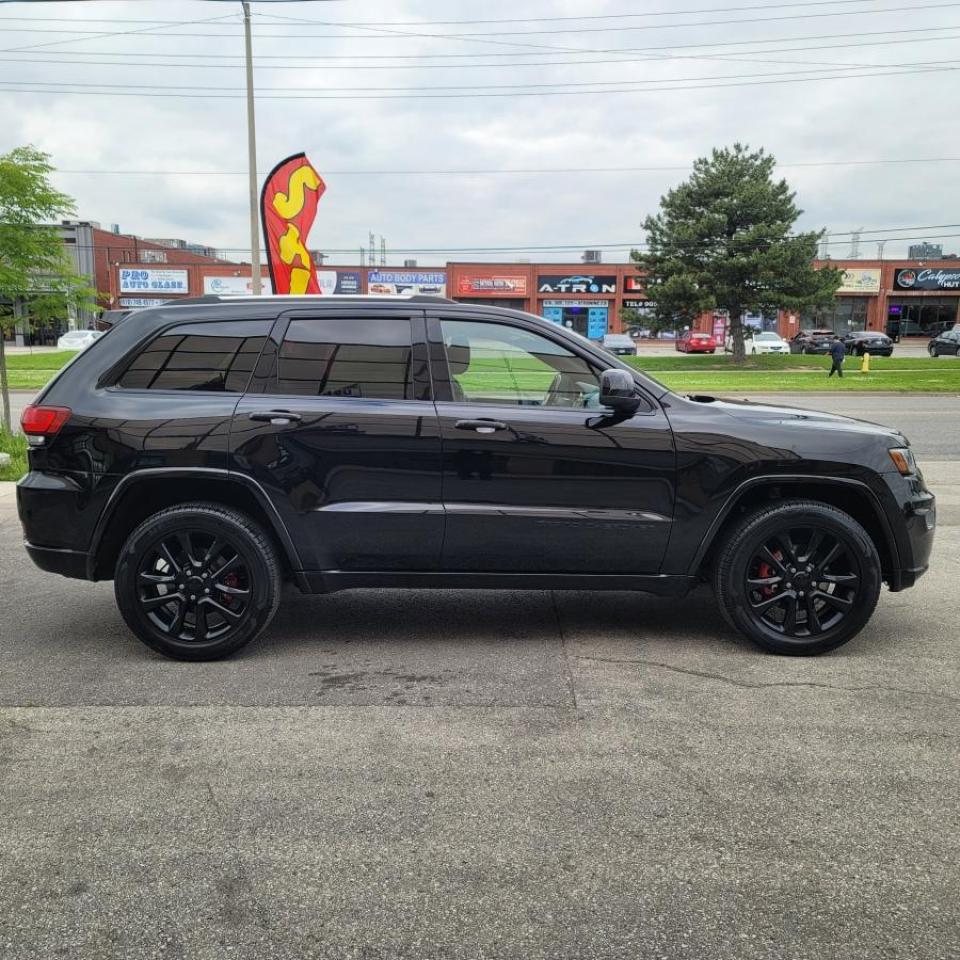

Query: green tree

[632,144,842,362]
[0,146,96,432]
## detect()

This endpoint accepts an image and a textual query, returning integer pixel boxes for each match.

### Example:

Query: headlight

[888,447,917,476]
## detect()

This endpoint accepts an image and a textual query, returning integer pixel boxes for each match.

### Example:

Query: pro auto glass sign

[895,268,960,290]
[119,269,189,294]
[537,274,616,295]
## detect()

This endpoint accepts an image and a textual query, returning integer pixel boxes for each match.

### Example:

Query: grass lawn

[3,350,79,390]
[624,354,960,392]
[0,429,27,482]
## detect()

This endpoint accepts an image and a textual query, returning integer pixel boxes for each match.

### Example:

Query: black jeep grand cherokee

[17,295,935,661]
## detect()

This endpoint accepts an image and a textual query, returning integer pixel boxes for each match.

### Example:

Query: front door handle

[455,418,508,434]
[248,410,303,425]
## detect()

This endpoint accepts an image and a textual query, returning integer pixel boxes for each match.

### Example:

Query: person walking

[828,336,846,378]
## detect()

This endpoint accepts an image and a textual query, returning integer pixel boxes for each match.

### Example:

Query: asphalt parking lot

[1,461,958,959]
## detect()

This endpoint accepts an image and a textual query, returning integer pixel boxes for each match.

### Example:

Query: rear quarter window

[117,320,272,392]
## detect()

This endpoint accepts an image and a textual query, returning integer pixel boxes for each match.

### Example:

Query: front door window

[439,319,602,409]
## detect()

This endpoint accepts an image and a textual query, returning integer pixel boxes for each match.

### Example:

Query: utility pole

[243,1,262,294]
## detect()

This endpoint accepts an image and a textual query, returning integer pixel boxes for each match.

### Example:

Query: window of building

[887,297,959,337]
[800,297,868,334]
[117,320,271,391]
[439,318,602,408]
[275,317,415,399]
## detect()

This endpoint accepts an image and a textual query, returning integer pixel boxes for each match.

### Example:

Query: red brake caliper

[758,550,784,596]
[220,572,240,605]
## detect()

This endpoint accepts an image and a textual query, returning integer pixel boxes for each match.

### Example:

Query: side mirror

[599,368,642,415]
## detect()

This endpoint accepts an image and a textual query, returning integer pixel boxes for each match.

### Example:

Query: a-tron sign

[537,274,616,295]
[895,268,960,290]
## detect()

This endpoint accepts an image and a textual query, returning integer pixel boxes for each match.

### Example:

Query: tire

[800,346,808,355]
[712,500,882,655]
[930,346,939,358]
[114,502,282,661]
[751,348,757,355]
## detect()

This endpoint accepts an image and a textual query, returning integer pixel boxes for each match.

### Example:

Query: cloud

[2,0,958,262]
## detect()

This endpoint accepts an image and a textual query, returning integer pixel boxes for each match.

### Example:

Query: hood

[684,394,906,443]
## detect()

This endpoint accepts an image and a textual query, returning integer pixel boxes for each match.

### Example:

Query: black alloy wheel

[136,530,251,643]
[714,501,882,655]
[743,527,860,640]
[115,503,282,661]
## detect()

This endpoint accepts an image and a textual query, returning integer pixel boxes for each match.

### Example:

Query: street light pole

[242,1,262,294]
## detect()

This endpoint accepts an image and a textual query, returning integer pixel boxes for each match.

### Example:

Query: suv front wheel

[114,503,282,661]
[713,501,882,655]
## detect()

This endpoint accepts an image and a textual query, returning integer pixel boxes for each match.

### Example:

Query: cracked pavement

[1,460,958,960]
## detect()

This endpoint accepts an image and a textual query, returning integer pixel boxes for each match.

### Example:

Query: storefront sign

[457,274,527,296]
[894,267,960,290]
[537,274,616,295]
[119,297,170,308]
[203,275,271,296]
[368,270,446,297]
[838,268,881,294]
[541,299,608,308]
[623,275,645,293]
[119,268,188,294]
[622,298,653,312]
[316,270,361,295]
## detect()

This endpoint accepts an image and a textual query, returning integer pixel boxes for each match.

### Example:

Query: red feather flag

[260,152,326,295]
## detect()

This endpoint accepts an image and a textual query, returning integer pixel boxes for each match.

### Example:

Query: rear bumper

[17,470,100,580]
[24,542,90,580]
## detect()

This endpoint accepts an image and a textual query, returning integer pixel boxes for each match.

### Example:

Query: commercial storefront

[791,261,959,339]
[887,266,960,337]
[446,263,647,338]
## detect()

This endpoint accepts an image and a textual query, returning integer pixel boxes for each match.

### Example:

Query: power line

[50,227,960,256]
[2,1,956,43]
[0,12,239,55]
[0,1,911,28]
[4,58,955,94]
[258,1,960,37]
[4,31,960,74]
[46,159,960,176]
[2,63,957,99]
[6,23,955,62]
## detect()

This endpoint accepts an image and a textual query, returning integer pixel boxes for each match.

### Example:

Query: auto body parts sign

[260,152,326,295]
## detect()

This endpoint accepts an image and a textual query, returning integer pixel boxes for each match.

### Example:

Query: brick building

[12,224,959,346]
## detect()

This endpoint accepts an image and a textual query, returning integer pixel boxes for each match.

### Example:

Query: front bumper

[886,474,936,591]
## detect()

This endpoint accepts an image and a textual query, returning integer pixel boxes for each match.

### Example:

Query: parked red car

[676,331,717,353]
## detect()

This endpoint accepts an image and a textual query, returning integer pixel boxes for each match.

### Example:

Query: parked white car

[747,331,790,355]
[56,329,102,352]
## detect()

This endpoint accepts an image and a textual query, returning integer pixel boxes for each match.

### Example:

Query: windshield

[756,332,780,341]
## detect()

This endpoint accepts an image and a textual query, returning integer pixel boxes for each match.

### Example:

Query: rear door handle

[248,410,302,425]
[455,419,508,434]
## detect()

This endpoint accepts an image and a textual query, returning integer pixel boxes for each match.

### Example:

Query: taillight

[21,405,71,445]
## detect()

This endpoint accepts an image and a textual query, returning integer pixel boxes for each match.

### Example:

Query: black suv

[17,296,935,660]
[789,329,835,354]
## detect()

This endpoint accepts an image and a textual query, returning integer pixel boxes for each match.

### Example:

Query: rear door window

[274,317,419,400]
[117,320,271,392]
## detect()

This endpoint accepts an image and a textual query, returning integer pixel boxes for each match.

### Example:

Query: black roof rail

[159,293,457,307]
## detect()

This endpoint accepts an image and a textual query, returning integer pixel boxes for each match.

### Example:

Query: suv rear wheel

[713,501,882,655]
[114,503,282,661]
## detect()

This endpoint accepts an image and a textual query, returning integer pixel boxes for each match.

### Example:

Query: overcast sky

[2,0,959,265]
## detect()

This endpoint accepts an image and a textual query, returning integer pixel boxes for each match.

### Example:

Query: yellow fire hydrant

[861,351,871,374]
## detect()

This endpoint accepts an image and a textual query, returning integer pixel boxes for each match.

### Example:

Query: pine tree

[632,144,842,362]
